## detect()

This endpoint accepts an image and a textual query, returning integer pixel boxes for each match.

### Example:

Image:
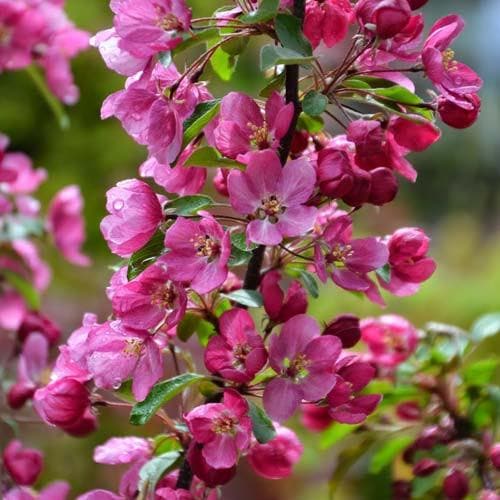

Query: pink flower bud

[413,458,440,477]
[443,469,469,500]
[187,443,236,488]
[7,381,36,410]
[34,377,90,427]
[392,480,412,500]
[396,401,422,421]
[407,0,428,8]
[3,440,43,486]
[323,314,361,348]
[356,0,411,39]
[62,408,98,437]
[438,94,481,129]
[213,168,229,197]
[248,426,303,479]
[490,443,500,470]
[17,310,61,345]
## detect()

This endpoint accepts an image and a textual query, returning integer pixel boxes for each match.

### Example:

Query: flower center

[232,343,252,369]
[327,243,353,264]
[284,354,311,381]
[150,282,176,309]
[0,25,11,46]
[193,234,220,259]
[256,195,285,223]
[212,412,238,435]
[442,48,458,71]
[123,338,144,357]
[155,5,182,31]
[247,122,270,149]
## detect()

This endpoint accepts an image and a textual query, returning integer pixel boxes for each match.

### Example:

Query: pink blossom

[213,92,293,159]
[228,150,317,245]
[300,404,334,432]
[17,310,61,345]
[163,214,230,294]
[111,261,187,331]
[355,0,411,40]
[490,443,500,470]
[185,389,252,469]
[260,270,308,324]
[10,240,51,292]
[86,319,164,401]
[61,408,98,437]
[360,314,419,368]
[377,14,424,61]
[437,92,481,129]
[263,314,341,422]
[77,491,123,500]
[100,179,163,258]
[94,437,151,465]
[3,440,43,486]
[186,443,236,488]
[5,482,70,500]
[0,151,47,195]
[304,0,352,49]
[204,308,267,383]
[47,185,90,266]
[0,290,27,331]
[248,425,303,479]
[422,15,482,97]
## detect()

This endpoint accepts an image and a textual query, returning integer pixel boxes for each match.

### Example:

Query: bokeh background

[1,0,499,498]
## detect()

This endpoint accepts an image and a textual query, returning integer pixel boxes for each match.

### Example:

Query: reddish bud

[7,381,36,410]
[396,401,422,421]
[490,443,500,470]
[62,408,98,437]
[17,310,61,346]
[407,0,428,8]
[3,440,43,486]
[187,443,236,488]
[368,167,398,205]
[438,94,481,129]
[290,130,309,156]
[301,404,334,432]
[323,314,361,348]
[392,480,412,500]
[213,168,229,197]
[413,458,440,477]
[443,469,469,500]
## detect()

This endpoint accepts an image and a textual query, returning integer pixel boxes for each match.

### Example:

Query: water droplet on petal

[113,199,124,211]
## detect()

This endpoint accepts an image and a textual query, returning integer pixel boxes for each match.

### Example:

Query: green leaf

[320,422,358,450]
[158,51,172,67]
[231,232,257,251]
[240,0,279,24]
[183,146,245,169]
[130,373,206,425]
[371,85,424,106]
[165,194,214,216]
[173,28,219,55]
[138,451,181,495]
[210,46,237,81]
[275,13,312,57]
[298,269,319,298]
[411,472,442,498]
[182,100,221,147]
[229,233,254,266]
[177,312,215,345]
[471,313,500,343]
[2,269,41,310]
[376,264,391,284]
[260,45,314,71]
[114,380,135,403]
[259,72,286,98]
[302,90,328,116]
[369,435,413,474]
[222,289,263,308]
[297,112,324,133]
[153,435,183,455]
[463,358,499,386]
[127,229,165,280]
[220,36,249,56]
[248,401,276,443]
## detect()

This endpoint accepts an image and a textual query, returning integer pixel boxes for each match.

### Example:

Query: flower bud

[62,408,98,437]
[407,0,428,9]
[438,94,481,129]
[3,440,43,486]
[413,458,440,477]
[443,469,469,499]
[248,426,303,479]
[7,381,36,410]
[396,401,422,421]
[490,443,500,470]
[34,377,90,427]
[17,310,61,346]
[187,443,236,488]
[301,404,334,432]
[323,314,361,348]
[392,480,412,500]
[213,168,229,197]
[290,130,309,156]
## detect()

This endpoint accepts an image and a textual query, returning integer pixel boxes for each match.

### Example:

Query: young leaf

[320,422,358,450]
[165,195,214,216]
[259,72,286,98]
[229,233,254,266]
[302,90,328,116]
[240,0,279,24]
[231,232,257,251]
[222,289,263,307]
[275,13,312,57]
[182,100,220,147]
[138,451,181,495]
[2,269,41,310]
[130,373,206,425]
[177,312,215,345]
[470,313,500,343]
[463,358,499,386]
[260,45,314,71]
[153,435,183,455]
[248,401,276,444]
[183,146,245,169]
[376,264,391,284]
[127,229,165,281]
[297,112,324,133]
[369,435,413,474]
[298,269,319,298]
[172,28,219,55]
[210,46,237,81]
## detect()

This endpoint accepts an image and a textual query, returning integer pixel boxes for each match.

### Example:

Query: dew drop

[113,199,124,211]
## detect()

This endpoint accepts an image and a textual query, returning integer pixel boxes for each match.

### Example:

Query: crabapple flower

[263,314,341,422]
[3,440,43,486]
[185,390,252,469]
[422,15,482,97]
[355,0,412,40]
[213,92,293,159]
[47,185,90,266]
[323,314,361,348]
[260,270,307,324]
[0,290,27,331]
[360,314,419,368]
[204,308,267,383]
[437,93,481,129]
[0,150,47,195]
[110,261,187,331]
[443,469,469,500]
[100,179,163,258]
[187,443,236,488]
[300,404,334,432]
[304,0,352,49]
[381,227,436,296]
[248,425,303,480]
[17,310,61,345]
[227,150,317,245]
[86,320,164,401]
[163,214,230,294]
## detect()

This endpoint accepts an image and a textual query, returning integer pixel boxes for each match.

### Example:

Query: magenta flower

[260,270,308,324]
[263,314,342,422]
[304,0,352,49]
[185,389,252,469]
[163,214,230,294]
[422,15,482,97]
[300,404,334,432]
[0,289,27,331]
[355,0,411,40]
[86,320,164,401]
[213,92,293,159]
[0,150,46,195]
[360,314,419,368]
[17,310,61,346]
[100,179,163,258]
[248,425,303,480]
[380,227,436,296]
[47,185,90,266]
[110,261,187,331]
[204,309,267,383]
[187,443,236,488]
[3,440,43,486]
[437,92,481,129]
[227,150,317,245]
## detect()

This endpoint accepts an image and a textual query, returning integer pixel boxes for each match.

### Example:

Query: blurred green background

[0,0,499,498]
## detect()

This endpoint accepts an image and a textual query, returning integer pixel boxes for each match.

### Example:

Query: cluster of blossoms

[2,0,495,498]
[0,134,90,497]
